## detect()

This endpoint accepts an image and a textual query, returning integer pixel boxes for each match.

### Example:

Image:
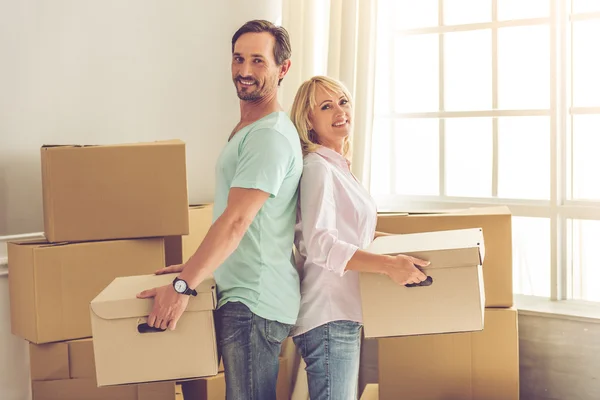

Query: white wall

[0,1,282,399]
[0,0,283,236]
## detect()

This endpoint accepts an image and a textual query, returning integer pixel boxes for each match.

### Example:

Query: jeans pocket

[265,319,293,344]
[330,320,362,333]
[217,302,253,346]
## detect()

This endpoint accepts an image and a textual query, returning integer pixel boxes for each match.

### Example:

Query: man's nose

[239,61,252,78]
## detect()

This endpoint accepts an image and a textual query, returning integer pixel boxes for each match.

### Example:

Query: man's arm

[176,187,269,289]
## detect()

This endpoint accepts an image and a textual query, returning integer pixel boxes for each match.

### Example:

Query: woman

[289,76,429,400]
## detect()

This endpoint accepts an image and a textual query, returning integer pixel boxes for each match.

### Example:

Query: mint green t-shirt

[212,111,303,324]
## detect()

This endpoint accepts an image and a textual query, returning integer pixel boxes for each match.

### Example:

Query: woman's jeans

[293,320,362,400]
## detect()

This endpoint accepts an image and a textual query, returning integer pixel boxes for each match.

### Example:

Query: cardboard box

[32,379,179,400]
[165,204,214,266]
[90,273,219,386]
[276,356,291,400]
[378,308,520,400]
[376,206,513,307]
[29,338,95,381]
[360,228,485,338]
[41,140,189,243]
[8,238,165,344]
[361,384,379,400]
[181,373,225,400]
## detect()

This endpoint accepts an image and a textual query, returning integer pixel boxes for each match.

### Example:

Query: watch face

[174,280,187,293]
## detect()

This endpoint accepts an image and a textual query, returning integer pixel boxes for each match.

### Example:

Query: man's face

[231,32,281,102]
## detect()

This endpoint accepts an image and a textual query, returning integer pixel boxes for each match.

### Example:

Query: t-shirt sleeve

[230,128,295,198]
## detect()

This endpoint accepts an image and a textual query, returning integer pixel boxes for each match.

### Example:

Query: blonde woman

[289,76,429,400]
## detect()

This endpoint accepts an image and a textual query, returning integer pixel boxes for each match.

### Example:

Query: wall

[519,314,600,400]
[0,0,283,237]
[0,1,282,399]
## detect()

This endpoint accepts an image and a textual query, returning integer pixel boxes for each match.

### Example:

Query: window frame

[371,0,600,301]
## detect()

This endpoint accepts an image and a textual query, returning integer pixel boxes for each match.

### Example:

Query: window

[371,0,600,301]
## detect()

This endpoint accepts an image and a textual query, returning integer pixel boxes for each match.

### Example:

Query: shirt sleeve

[231,128,294,198]
[299,160,359,276]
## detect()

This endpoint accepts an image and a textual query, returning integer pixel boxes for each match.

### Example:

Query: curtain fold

[281,0,378,187]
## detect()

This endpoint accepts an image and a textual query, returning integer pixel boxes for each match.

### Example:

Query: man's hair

[232,20,291,85]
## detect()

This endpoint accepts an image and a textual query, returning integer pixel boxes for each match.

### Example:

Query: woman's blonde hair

[290,75,353,157]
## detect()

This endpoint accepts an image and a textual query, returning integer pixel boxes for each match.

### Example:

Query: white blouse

[292,146,378,336]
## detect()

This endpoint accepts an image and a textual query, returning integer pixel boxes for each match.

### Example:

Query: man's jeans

[216,301,292,400]
[293,321,362,400]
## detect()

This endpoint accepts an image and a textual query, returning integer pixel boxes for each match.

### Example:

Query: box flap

[188,204,212,210]
[90,274,216,320]
[445,206,511,216]
[41,140,184,150]
[378,205,511,217]
[367,228,485,267]
[9,239,51,247]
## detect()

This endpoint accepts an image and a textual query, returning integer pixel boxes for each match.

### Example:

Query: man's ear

[279,59,292,81]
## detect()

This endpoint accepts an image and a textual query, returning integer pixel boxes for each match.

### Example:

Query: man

[137,20,303,399]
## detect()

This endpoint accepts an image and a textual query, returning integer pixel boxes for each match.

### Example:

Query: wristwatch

[172,277,198,296]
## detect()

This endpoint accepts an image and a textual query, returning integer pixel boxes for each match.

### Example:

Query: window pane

[572,20,600,107]
[512,216,551,297]
[498,117,550,199]
[444,0,491,25]
[374,10,393,116]
[395,34,439,113]
[497,0,550,20]
[498,25,550,109]
[370,118,392,196]
[445,118,492,197]
[395,0,438,30]
[570,219,600,302]
[394,118,439,195]
[572,115,600,200]
[444,30,492,111]
[573,0,600,13]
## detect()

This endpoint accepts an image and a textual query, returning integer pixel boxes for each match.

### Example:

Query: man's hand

[385,255,429,286]
[155,264,185,275]
[136,284,189,331]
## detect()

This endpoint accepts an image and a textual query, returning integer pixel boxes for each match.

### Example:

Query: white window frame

[372,0,600,302]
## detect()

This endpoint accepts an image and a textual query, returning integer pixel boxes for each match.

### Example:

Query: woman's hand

[385,255,429,286]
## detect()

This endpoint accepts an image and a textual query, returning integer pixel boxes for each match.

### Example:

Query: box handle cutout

[137,322,167,334]
[405,276,433,288]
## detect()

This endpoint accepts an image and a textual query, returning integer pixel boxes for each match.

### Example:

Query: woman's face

[309,85,352,148]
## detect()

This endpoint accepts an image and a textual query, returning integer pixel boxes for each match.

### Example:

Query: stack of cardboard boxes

[6,140,224,399]
[360,207,519,400]
[8,140,293,400]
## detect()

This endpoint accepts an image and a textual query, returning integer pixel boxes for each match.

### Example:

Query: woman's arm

[299,161,427,285]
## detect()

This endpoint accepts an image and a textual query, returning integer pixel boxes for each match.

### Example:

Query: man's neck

[239,91,282,124]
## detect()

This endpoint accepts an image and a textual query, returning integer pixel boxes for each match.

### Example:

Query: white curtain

[279,1,379,398]
[281,0,379,188]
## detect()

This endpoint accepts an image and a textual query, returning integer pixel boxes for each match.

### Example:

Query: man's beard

[234,75,277,101]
